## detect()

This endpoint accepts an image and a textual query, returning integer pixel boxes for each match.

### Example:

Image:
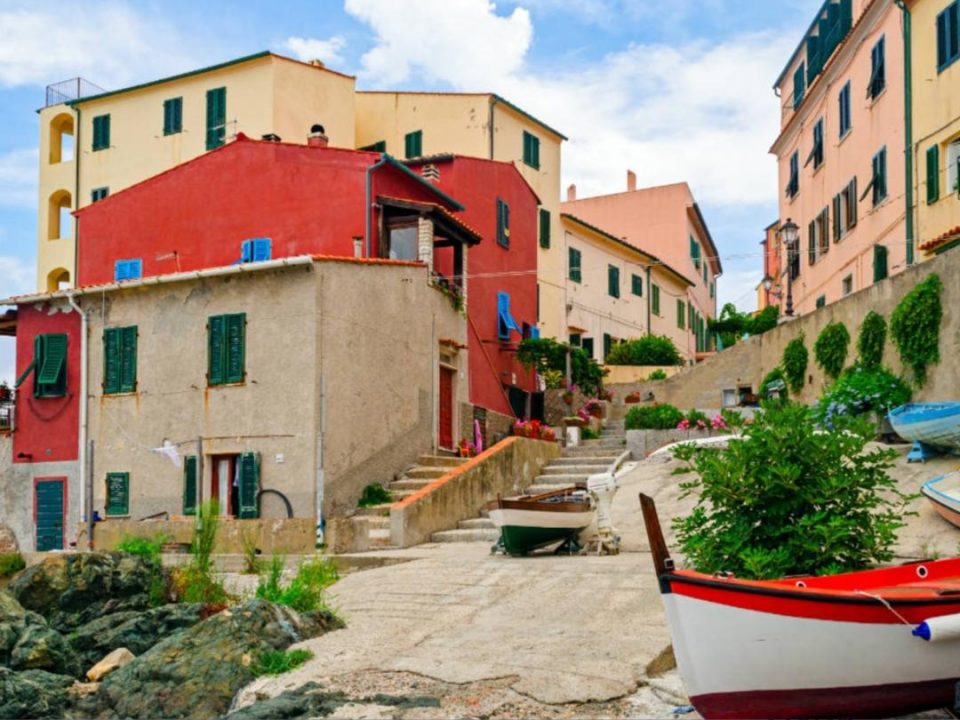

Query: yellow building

[37,52,356,291]
[909,0,960,256]
[355,92,567,340]
[560,214,697,363]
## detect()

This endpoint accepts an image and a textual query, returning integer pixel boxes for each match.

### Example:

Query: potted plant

[625,391,641,404]
[458,438,477,458]
[563,416,586,428]
[0,382,10,403]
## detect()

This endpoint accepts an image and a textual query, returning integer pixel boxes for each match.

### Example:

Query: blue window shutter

[128,259,142,279]
[530,327,540,340]
[252,238,272,261]
[496,292,520,341]
[241,240,252,264]
[114,260,126,282]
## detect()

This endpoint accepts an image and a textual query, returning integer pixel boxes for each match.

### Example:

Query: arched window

[47,189,72,241]
[48,113,75,164]
[46,268,71,292]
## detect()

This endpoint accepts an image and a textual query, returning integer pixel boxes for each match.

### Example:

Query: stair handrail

[607,449,632,476]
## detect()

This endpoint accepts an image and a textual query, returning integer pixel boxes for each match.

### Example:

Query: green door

[35,479,64,551]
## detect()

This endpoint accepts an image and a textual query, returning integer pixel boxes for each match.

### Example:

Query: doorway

[438,367,455,450]
[35,478,65,551]
[211,454,240,517]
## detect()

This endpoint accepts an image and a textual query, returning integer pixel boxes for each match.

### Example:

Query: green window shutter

[163,97,183,135]
[927,145,940,204]
[538,208,550,248]
[206,87,226,150]
[119,326,138,393]
[36,333,67,396]
[404,130,422,158]
[793,64,805,108]
[238,452,260,519]
[496,198,510,248]
[523,131,540,169]
[652,285,661,315]
[710,282,714,299]
[183,456,198,516]
[568,248,581,282]
[677,299,685,329]
[631,274,642,296]
[208,315,226,386]
[688,302,694,329]
[92,115,110,151]
[103,328,120,394]
[105,472,129,516]
[225,313,246,384]
[607,265,620,298]
[816,295,826,309]
[873,245,889,282]
[360,140,386,152]
[603,333,612,361]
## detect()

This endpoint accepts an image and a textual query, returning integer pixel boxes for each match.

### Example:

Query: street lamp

[778,218,799,317]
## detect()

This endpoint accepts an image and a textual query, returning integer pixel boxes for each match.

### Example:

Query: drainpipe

[645,266,652,335]
[364,154,389,258]
[488,97,498,159]
[72,106,82,285]
[66,292,88,547]
[896,0,915,265]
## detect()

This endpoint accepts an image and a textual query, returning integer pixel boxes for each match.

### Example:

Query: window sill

[938,55,960,74]
[103,391,138,398]
[868,87,887,107]
[208,382,246,389]
[104,514,130,519]
[838,129,852,146]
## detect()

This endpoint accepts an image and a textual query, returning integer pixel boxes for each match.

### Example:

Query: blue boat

[888,403,960,462]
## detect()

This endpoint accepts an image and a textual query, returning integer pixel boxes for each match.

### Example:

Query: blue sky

[0,0,821,381]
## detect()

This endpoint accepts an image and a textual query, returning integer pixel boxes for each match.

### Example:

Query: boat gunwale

[888,402,960,425]
[486,497,592,513]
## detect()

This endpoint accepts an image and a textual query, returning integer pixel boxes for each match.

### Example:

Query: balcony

[44,77,105,108]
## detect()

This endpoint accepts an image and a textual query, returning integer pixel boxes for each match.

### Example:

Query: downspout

[896,0,915,265]
[364,154,389,258]
[66,292,88,547]
[73,106,82,284]
[488,97,498,159]
[645,266,652,336]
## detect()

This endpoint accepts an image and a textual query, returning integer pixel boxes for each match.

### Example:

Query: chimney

[353,236,363,258]
[308,123,328,148]
[627,170,637,192]
[566,184,577,202]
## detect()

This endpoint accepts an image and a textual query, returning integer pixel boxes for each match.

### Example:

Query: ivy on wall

[814,322,850,380]
[890,274,943,386]
[782,334,809,395]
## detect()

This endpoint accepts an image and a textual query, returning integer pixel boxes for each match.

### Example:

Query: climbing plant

[890,274,943,386]
[814,322,850,380]
[856,311,887,369]
[782,335,808,395]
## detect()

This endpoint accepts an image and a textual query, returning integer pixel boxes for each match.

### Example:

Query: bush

[890,274,943,386]
[747,305,779,336]
[782,335,808,394]
[117,534,166,564]
[605,335,683,367]
[581,427,600,441]
[251,649,314,677]
[256,555,339,613]
[815,365,912,428]
[759,367,787,399]
[516,338,604,396]
[625,404,685,430]
[172,501,229,605]
[857,311,887,369]
[358,484,392,508]
[672,402,908,579]
[648,369,668,380]
[814,322,850,380]
[685,409,709,426]
[0,553,25,578]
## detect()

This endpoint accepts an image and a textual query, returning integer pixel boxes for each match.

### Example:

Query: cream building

[37,52,356,291]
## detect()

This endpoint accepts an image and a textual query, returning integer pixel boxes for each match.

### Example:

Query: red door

[438,367,454,449]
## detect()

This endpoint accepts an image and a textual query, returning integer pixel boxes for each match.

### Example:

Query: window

[947,139,960,196]
[806,118,824,169]
[603,333,613,361]
[937,2,960,72]
[404,130,423,158]
[690,236,701,268]
[807,207,829,264]
[702,263,708,283]
[677,299,686,330]
[208,313,246,386]
[92,114,110,151]
[793,63,805,108]
[539,208,551,248]
[163,97,183,135]
[360,140,386,152]
[522,131,540,169]
[838,177,858,236]
[652,285,661,316]
[91,187,109,203]
[873,244,889,282]
[241,237,272,263]
[607,265,620,298]
[871,147,888,205]
[631,274,643,297]
[838,82,851,137]
[581,337,594,359]
[16,333,68,398]
[710,282,714,299]
[569,333,581,347]
[183,456,198,515]
[496,198,510,248]
[206,87,226,150]
[789,245,801,280]
[105,472,129,516]
[816,295,826,309]
[568,247,582,283]
[927,145,941,204]
[103,326,137,395]
[386,223,417,260]
[842,274,853,296]
[114,258,142,282]
[868,37,886,100]
[237,452,261,519]
[497,292,521,341]
[786,152,800,198]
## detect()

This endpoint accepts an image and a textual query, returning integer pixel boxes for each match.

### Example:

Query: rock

[97,599,343,719]
[0,525,19,554]
[0,592,46,664]
[0,666,74,719]
[224,683,442,720]
[10,624,81,677]
[68,603,204,670]
[86,647,134,681]
[7,552,158,631]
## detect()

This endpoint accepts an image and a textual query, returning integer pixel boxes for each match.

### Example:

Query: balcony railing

[45,77,106,108]
[0,400,13,432]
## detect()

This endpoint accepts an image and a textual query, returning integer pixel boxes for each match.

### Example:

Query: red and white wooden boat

[640,493,960,719]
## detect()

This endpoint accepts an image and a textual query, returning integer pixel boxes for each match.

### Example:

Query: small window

[569,333,582,347]
[806,118,824,169]
[183,456,198,516]
[538,208,550,248]
[677,299,686,330]
[937,2,960,72]
[927,145,940,204]
[92,114,111,151]
[868,36,886,100]
[842,274,853,296]
[581,337,594,359]
[497,292,521,342]
[208,313,246,386]
[871,147,888,206]
[103,326,138,395]
[607,265,620,298]
[631,274,643,297]
[25,333,68,398]
[522,130,540,169]
[114,258,142,282]
[603,333,613,361]
[873,244,889,282]
[946,139,960,196]
[404,130,423,159]
[496,198,510,248]
[816,295,826,309]
[710,282,714,299]
[793,63,805,108]
[652,285,661,316]
[702,263,708,283]
[163,97,183,135]
[787,152,800,198]
[105,472,130,516]
[568,247,582,283]
[91,187,109,203]
[690,236,701,268]
[838,82,851,137]
[206,87,226,150]
[241,238,272,263]
[360,140,386,152]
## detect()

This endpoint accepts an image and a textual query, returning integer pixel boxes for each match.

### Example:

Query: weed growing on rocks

[256,556,339,614]
[251,648,314,677]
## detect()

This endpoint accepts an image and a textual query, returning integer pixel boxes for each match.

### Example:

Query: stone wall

[603,365,684,385]
[627,428,719,458]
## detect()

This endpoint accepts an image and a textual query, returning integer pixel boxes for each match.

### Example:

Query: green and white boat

[487,487,595,556]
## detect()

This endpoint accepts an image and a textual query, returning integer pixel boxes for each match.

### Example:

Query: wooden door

[35,478,65,551]
[211,455,237,516]
[439,367,454,449]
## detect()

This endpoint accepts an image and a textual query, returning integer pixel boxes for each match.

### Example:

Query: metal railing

[0,401,13,432]
[45,77,106,108]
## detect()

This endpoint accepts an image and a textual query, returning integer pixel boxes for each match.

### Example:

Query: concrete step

[541,464,608,475]
[534,474,591,485]
[405,466,452,480]
[562,448,623,458]
[390,478,434,491]
[582,438,626,447]
[526,483,574,495]
[458,518,495,529]
[354,503,393,517]
[417,454,466,467]
[431,528,500,543]
[366,516,391,528]
[390,489,417,500]
[369,528,392,546]
[550,456,617,466]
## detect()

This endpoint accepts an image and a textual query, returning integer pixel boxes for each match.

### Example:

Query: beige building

[37,52,356,292]
[560,214,697,362]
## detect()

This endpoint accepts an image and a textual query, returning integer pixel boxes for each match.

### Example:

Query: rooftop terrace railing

[45,77,106,108]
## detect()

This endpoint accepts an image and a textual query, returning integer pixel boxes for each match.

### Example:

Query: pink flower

[677,419,690,430]
[696,419,707,429]
[711,415,727,429]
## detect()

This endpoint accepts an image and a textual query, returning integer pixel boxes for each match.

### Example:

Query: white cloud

[0,148,38,208]
[344,0,532,86]
[283,36,348,66]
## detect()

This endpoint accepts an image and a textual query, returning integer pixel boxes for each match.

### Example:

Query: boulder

[0,666,74,719]
[0,591,52,670]
[0,525,19,554]
[7,552,157,631]
[10,624,81,677]
[225,683,442,719]
[86,647,134,682]
[97,599,343,719]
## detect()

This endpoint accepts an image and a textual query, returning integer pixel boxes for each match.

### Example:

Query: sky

[0,0,822,382]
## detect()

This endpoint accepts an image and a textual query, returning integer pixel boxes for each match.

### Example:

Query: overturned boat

[640,493,960,719]
[888,402,960,461]
[487,487,594,556]
[921,473,960,529]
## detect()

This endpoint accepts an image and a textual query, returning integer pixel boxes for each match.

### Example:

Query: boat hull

[888,403,960,450]
[922,474,960,529]
[487,507,593,556]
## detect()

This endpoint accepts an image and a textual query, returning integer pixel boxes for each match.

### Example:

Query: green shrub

[746,305,779,336]
[685,409,709,426]
[117,534,166,564]
[857,311,887,369]
[256,555,339,613]
[580,427,599,441]
[0,553,25,578]
[625,404,685,430]
[782,335,808,394]
[815,365,912,428]
[516,338,604,396]
[174,501,229,605]
[814,322,850,380]
[759,367,786,399]
[358,484,392,508]
[648,369,668,380]
[251,649,314,677]
[605,335,683,366]
[672,402,908,579]
[890,273,943,385]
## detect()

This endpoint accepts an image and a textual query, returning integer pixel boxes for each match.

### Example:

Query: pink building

[770,0,908,315]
